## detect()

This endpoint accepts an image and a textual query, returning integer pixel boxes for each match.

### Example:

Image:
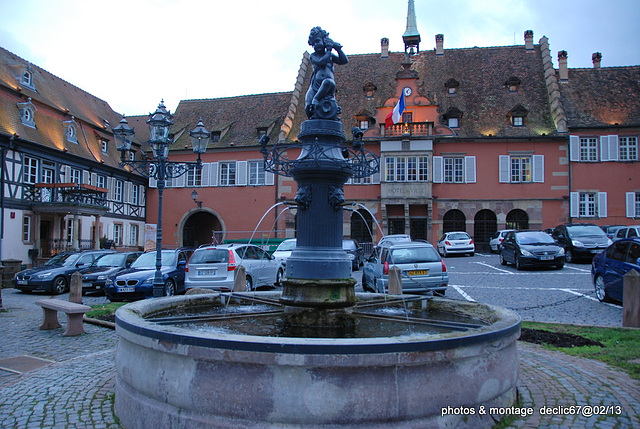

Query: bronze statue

[305,27,348,120]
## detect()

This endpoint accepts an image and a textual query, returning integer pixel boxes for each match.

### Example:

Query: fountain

[115,27,520,428]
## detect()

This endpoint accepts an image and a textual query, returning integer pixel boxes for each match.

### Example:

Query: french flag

[385,92,405,128]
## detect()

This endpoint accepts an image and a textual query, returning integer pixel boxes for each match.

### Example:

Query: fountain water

[115,26,520,428]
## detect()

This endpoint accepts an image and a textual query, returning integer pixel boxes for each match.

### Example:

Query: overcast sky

[1,0,638,116]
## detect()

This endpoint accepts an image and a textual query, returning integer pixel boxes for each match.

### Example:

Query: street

[353,251,624,327]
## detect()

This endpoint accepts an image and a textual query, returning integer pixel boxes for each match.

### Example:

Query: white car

[437,231,475,257]
[489,230,515,253]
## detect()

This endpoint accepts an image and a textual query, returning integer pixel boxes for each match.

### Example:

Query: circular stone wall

[115,293,520,428]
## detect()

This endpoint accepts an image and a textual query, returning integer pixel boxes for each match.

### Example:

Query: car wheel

[469,252,475,257]
[164,279,176,296]
[434,289,446,297]
[52,276,68,295]
[373,279,380,293]
[362,275,372,292]
[565,250,574,263]
[276,268,284,286]
[245,275,254,292]
[594,276,612,303]
[499,252,508,266]
[555,263,564,270]
[515,256,524,270]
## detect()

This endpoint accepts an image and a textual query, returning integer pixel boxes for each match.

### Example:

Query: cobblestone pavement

[1,287,639,428]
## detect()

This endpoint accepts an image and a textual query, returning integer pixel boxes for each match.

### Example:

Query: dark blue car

[591,238,640,303]
[104,248,193,302]
[80,251,142,295]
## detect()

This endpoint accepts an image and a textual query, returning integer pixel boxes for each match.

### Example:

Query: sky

[1,0,639,116]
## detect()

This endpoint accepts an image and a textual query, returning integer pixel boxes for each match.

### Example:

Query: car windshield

[567,225,606,238]
[93,253,126,267]
[131,251,177,268]
[342,240,357,250]
[276,240,297,251]
[516,232,555,245]
[390,247,439,264]
[448,233,470,240]
[44,253,76,266]
[189,249,229,264]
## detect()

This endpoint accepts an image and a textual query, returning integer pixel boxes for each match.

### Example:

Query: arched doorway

[351,209,373,244]
[183,211,222,248]
[442,209,466,233]
[506,209,529,230]
[474,209,497,253]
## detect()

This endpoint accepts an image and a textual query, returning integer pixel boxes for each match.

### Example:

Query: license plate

[407,270,428,276]
[198,270,216,276]
[83,282,92,288]
[540,256,553,261]
[17,280,28,285]
[591,249,603,254]
[117,287,135,293]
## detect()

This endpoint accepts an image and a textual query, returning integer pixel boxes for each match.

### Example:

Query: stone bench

[35,299,91,336]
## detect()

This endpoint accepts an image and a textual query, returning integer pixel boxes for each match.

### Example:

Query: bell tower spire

[403,0,421,55]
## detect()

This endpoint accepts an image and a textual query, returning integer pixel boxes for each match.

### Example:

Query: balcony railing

[26,183,108,212]
[385,122,434,137]
[39,238,96,257]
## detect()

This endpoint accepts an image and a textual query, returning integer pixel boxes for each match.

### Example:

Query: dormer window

[363,82,377,99]
[505,76,521,93]
[359,120,369,130]
[63,117,78,143]
[354,109,376,131]
[101,139,108,153]
[508,105,528,127]
[257,127,268,138]
[17,98,37,128]
[21,70,33,87]
[211,131,221,143]
[442,106,463,128]
[444,78,459,95]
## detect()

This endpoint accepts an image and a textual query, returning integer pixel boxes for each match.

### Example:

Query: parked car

[185,243,280,292]
[488,229,516,253]
[591,238,640,303]
[551,224,612,263]
[104,248,193,301]
[499,230,565,270]
[436,231,475,257]
[612,225,640,241]
[601,225,626,240]
[343,239,363,271]
[273,238,296,266]
[377,234,412,246]
[80,251,142,295]
[13,249,115,295]
[362,241,448,295]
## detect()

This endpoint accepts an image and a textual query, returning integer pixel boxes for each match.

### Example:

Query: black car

[80,251,142,295]
[551,224,612,263]
[500,230,565,270]
[342,239,363,271]
[13,249,115,294]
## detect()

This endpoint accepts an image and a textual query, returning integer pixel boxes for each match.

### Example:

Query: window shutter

[200,163,210,186]
[499,155,510,183]
[210,162,219,187]
[569,135,580,162]
[432,156,443,183]
[265,171,274,186]
[371,168,381,184]
[532,155,544,183]
[91,172,97,187]
[149,176,157,188]
[140,185,146,205]
[237,161,248,186]
[174,165,186,188]
[608,135,619,161]
[597,192,607,218]
[570,192,579,217]
[125,182,132,203]
[61,165,71,183]
[82,170,90,185]
[600,136,610,161]
[626,192,636,218]
[465,156,476,183]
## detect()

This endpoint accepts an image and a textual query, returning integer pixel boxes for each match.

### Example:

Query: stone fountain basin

[115,292,521,429]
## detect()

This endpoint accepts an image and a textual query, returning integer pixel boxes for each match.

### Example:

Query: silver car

[362,242,448,295]
[185,243,280,292]
[437,231,475,257]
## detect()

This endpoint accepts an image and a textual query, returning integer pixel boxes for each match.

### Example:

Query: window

[359,120,369,130]
[257,128,268,138]
[96,175,107,189]
[114,180,124,202]
[23,156,38,184]
[508,105,528,127]
[579,137,598,161]
[512,116,524,127]
[41,162,54,184]
[17,99,37,127]
[433,156,476,184]
[444,78,459,95]
[500,155,543,183]
[113,224,122,246]
[219,162,236,186]
[211,132,221,143]
[64,118,78,143]
[249,161,265,185]
[627,192,640,218]
[579,193,596,217]
[402,112,412,123]
[131,185,140,205]
[21,70,33,87]
[70,168,81,184]
[186,165,202,187]
[101,140,108,153]
[447,117,459,128]
[385,156,428,182]
[619,137,638,161]
[129,224,139,246]
[505,76,521,93]
[571,191,607,218]
[511,157,531,182]
[444,157,464,183]
[23,215,32,243]
[66,219,74,244]
[448,87,457,95]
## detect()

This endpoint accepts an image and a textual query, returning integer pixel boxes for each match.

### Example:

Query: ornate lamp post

[113,102,210,297]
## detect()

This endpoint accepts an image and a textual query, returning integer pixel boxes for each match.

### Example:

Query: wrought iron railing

[26,183,108,209]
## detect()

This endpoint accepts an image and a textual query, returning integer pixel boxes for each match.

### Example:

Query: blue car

[591,238,640,303]
[104,248,193,301]
[80,251,142,295]
[13,250,115,294]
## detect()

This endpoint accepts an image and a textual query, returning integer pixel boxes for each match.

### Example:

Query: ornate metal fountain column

[262,27,379,309]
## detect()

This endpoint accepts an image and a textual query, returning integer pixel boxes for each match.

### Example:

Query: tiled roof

[288,44,558,140]
[557,66,640,128]
[170,92,293,150]
[0,46,125,168]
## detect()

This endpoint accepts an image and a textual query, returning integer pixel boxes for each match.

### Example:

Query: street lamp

[191,189,202,208]
[113,101,210,297]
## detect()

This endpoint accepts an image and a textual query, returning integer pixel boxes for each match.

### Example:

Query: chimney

[558,50,569,81]
[524,30,534,51]
[435,34,444,56]
[381,38,389,58]
[592,52,602,68]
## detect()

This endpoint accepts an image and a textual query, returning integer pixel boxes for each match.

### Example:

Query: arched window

[351,209,374,244]
[442,209,466,233]
[474,209,497,252]
[506,209,529,230]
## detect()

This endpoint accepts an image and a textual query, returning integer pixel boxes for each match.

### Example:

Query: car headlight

[36,272,54,279]
[520,249,534,257]
[558,248,565,255]
[571,240,585,247]
[142,277,154,285]
[105,278,114,286]
[97,275,107,280]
